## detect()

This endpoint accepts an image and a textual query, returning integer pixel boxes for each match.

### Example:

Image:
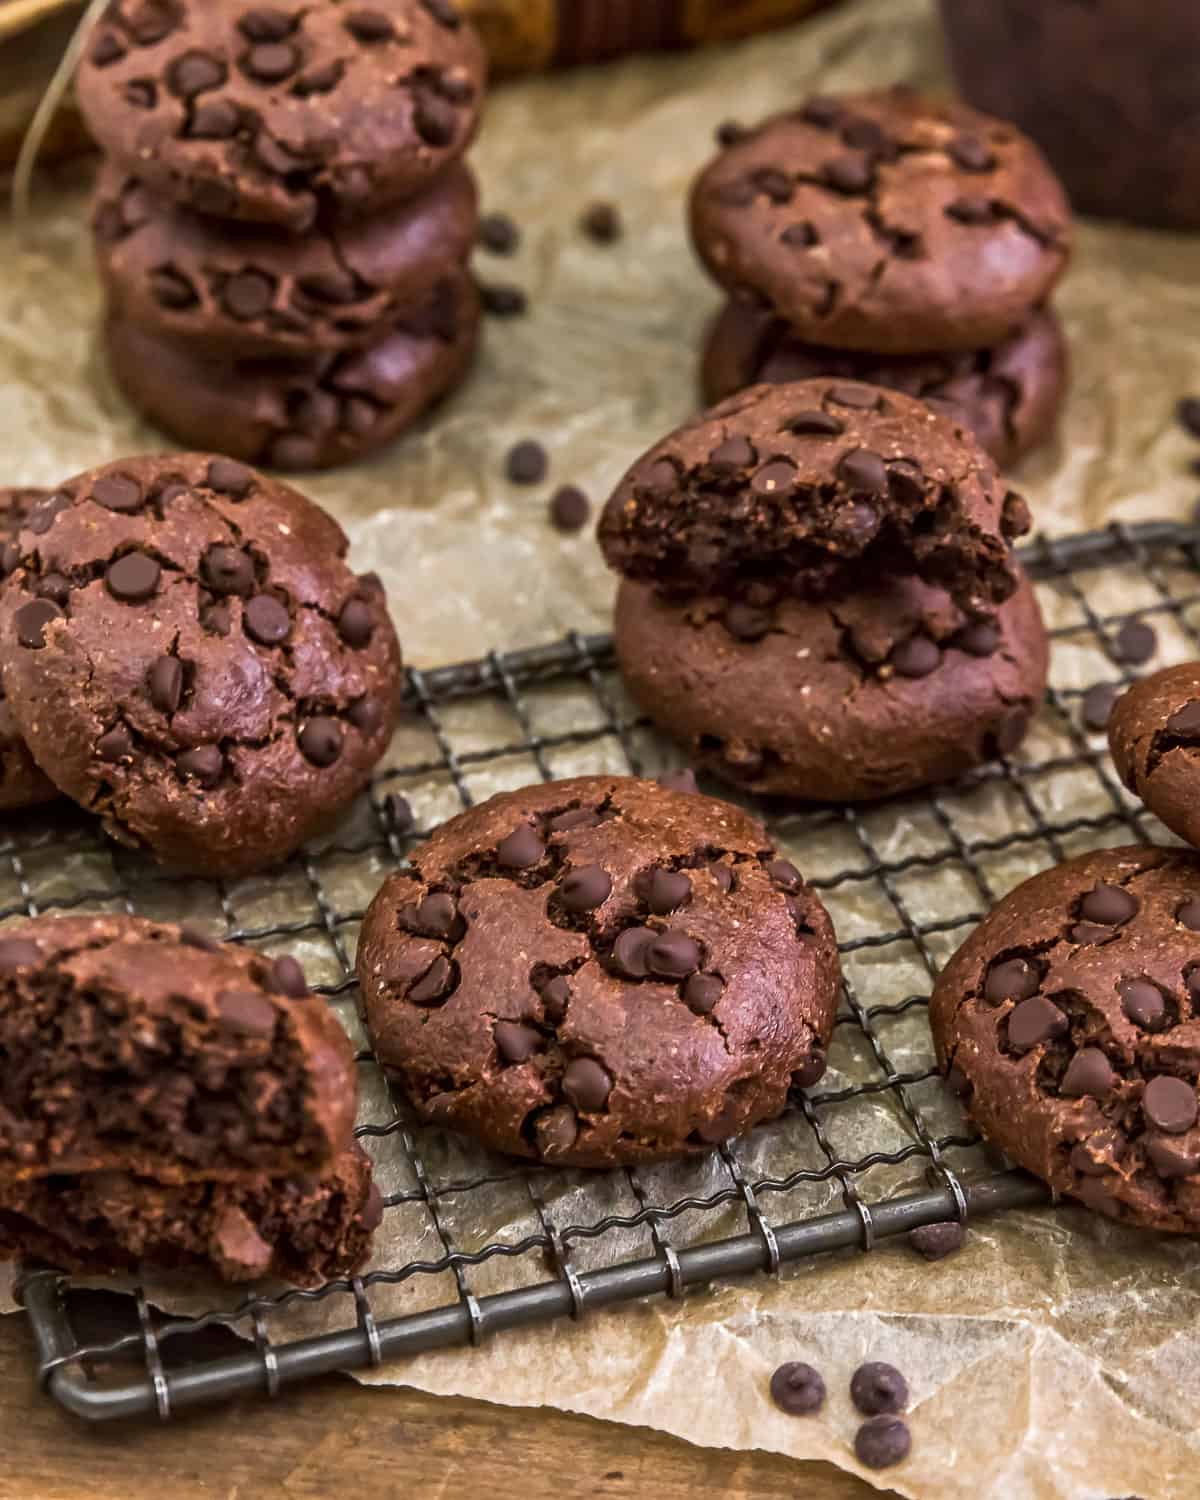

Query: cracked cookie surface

[93,159,478,358]
[701,302,1068,470]
[690,88,1072,354]
[77,0,486,232]
[0,490,59,812]
[1109,665,1200,851]
[614,565,1047,801]
[598,379,1031,619]
[0,454,402,874]
[104,272,479,471]
[0,913,357,1184]
[356,774,840,1168]
[930,845,1200,1232]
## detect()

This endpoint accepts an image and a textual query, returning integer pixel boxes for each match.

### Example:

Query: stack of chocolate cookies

[599,378,1049,801]
[691,88,1074,470]
[0,915,378,1284]
[76,0,487,472]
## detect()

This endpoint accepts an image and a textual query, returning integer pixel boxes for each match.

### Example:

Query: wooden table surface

[0,1311,896,1500]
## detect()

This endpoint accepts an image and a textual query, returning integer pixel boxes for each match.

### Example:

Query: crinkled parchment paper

[3,2,1200,1496]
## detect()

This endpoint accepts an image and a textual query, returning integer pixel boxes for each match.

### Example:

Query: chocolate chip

[347,694,382,737]
[770,1362,825,1416]
[27,493,71,534]
[244,41,300,81]
[1079,884,1138,925]
[1082,683,1118,731]
[949,135,996,172]
[984,957,1040,1004]
[560,865,612,913]
[0,543,19,578]
[15,600,61,650]
[168,50,227,97]
[715,179,757,207]
[0,938,40,974]
[216,988,277,1038]
[708,436,757,474]
[854,1416,911,1471]
[955,620,1001,657]
[383,793,415,835]
[222,270,275,320]
[176,745,224,787]
[715,120,745,147]
[1070,1132,1119,1177]
[1070,922,1116,946]
[683,973,723,1015]
[239,8,297,40]
[1007,995,1068,1051]
[1146,1138,1200,1179]
[1061,1047,1116,1098]
[269,955,308,997]
[481,282,528,317]
[821,155,874,194]
[413,90,458,146]
[581,201,622,244]
[506,440,547,485]
[420,0,461,26]
[751,166,793,203]
[1177,397,1200,438]
[409,955,455,1006]
[190,97,241,138]
[781,221,818,248]
[612,926,655,978]
[293,59,344,96]
[106,553,160,603]
[539,975,571,1023]
[1167,700,1200,737]
[548,808,601,833]
[751,460,796,497]
[646,869,692,915]
[891,636,941,679]
[535,1105,578,1157]
[946,195,994,225]
[1112,619,1157,665]
[1178,899,1200,931]
[411,892,463,941]
[150,268,198,308]
[91,31,126,65]
[562,1057,611,1112]
[725,603,772,642]
[658,769,698,795]
[549,486,590,533]
[202,545,255,596]
[299,718,343,767]
[495,1021,541,1064]
[838,448,887,493]
[207,458,254,498]
[648,931,701,979]
[97,726,133,763]
[124,80,157,109]
[497,824,545,869]
[478,212,519,254]
[802,96,843,129]
[1143,1075,1198,1134]
[794,1046,826,1090]
[34,574,69,609]
[786,409,843,436]
[345,8,395,41]
[909,1221,965,1261]
[850,1362,908,1416]
[1000,490,1031,540]
[93,473,143,513]
[244,595,290,646]
[1120,978,1168,1030]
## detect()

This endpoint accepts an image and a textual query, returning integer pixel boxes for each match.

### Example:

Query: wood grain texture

[0,1314,895,1500]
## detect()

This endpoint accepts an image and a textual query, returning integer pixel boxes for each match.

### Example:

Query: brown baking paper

[3,1,1200,1495]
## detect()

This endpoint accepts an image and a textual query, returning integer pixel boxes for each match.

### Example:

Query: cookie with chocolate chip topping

[0,913,356,1185]
[77,0,486,232]
[931,845,1200,1232]
[356,774,840,1167]
[614,564,1047,801]
[0,454,402,875]
[1109,664,1200,851]
[104,274,479,472]
[690,87,1072,355]
[0,490,60,812]
[93,161,479,358]
[700,301,1068,470]
[598,379,1031,619]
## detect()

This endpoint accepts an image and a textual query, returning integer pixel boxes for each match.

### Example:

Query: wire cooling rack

[14,517,1200,1421]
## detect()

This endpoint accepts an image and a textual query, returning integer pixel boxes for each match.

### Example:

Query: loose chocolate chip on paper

[850,1362,908,1416]
[506,440,548,485]
[855,1416,911,1470]
[480,283,527,317]
[770,1362,826,1416]
[1082,683,1119,731]
[478,212,519,254]
[549,486,590,533]
[581,201,622,244]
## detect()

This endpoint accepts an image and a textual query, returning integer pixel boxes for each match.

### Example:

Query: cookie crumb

[506,440,547,485]
[549,485,590,533]
[581,200,622,244]
[908,1221,965,1261]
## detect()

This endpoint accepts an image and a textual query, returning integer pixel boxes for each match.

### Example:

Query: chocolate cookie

[76,0,486,233]
[614,565,1047,800]
[356,774,840,1167]
[690,88,1072,354]
[598,379,1032,619]
[0,489,59,812]
[0,454,402,875]
[0,914,356,1184]
[1109,665,1200,849]
[104,273,479,471]
[0,1146,380,1285]
[93,160,479,357]
[930,845,1200,1232]
[700,302,1068,470]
